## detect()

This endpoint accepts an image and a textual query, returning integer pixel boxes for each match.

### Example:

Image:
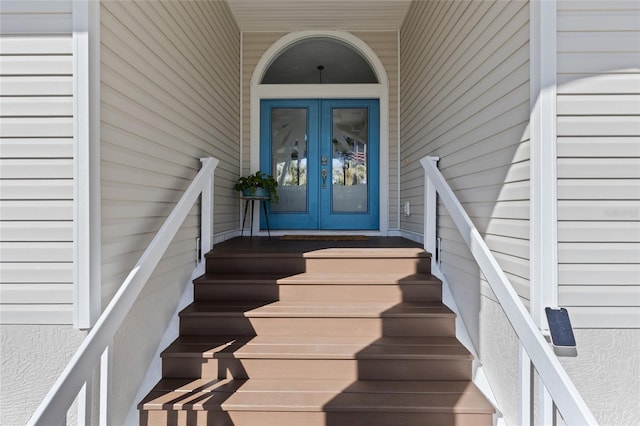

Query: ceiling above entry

[226,0,413,31]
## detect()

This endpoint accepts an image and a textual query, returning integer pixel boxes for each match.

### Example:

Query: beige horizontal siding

[241,32,284,177]
[99,2,240,422]
[558,180,640,200]
[353,31,399,230]
[0,222,72,241]
[0,55,72,74]
[0,2,74,325]
[0,117,73,138]
[560,286,639,307]
[0,284,72,304]
[0,35,72,53]
[100,0,240,306]
[558,137,640,157]
[0,159,73,178]
[0,201,71,220]
[0,180,72,199]
[559,264,640,285]
[400,0,531,349]
[0,0,72,34]
[0,76,72,96]
[0,305,72,324]
[559,222,640,242]
[557,0,640,328]
[0,96,73,116]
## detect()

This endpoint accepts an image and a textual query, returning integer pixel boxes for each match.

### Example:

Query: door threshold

[252,230,385,237]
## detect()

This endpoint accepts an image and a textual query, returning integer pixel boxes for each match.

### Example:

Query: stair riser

[194,284,442,303]
[279,285,441,302]
[140,409,492,426]
[179,317,455,337]
[162,357,472,381]
[205,257,305,275]
[195,284,278,302]
[305,258,430,274]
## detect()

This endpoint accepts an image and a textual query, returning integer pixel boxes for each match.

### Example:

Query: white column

[72,0,101,329]
[530,1,558,424]
[530,0,558,331]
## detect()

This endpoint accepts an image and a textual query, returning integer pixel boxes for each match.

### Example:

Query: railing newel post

[200,158,216,262]
[421,156,439,267]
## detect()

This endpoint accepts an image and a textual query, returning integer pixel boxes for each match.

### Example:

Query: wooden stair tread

[148,378,477,394]
[193,272,294,284]
[194,272,440,285]
[169,334,463,346]
[207,247,428,258]
[180,301,454,318]
[280,272,439,285]
[140,379,493,413]
[161,335,472,359]
[302,247,429,258]
[205,251,306,259]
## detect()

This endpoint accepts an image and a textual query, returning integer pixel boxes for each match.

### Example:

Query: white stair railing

[28,157,219,425]
[421,156,597,425]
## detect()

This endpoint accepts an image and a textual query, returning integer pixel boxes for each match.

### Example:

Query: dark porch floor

[212,236,423,254]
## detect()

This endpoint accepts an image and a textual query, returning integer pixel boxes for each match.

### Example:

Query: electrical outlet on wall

[403,201,411,216]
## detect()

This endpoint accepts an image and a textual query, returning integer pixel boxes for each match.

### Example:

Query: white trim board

[529,0,558,332]
[72,0,101,329]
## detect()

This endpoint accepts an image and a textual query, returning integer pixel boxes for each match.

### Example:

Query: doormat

[280,235,369,241]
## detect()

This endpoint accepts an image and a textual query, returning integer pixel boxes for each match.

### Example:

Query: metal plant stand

[241,196,271,237]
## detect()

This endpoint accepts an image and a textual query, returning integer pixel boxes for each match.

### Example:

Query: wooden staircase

[139,238,495,425]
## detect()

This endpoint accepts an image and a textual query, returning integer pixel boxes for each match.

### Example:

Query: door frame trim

[250,31,389,235]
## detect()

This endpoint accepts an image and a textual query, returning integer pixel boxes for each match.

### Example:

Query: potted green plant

[234,170,279,202]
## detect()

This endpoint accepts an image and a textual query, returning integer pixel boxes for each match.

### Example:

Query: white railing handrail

[421,156,597,425]
[28,157,219,425]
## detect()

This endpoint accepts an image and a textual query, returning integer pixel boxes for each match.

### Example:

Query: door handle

[321,169,327,189]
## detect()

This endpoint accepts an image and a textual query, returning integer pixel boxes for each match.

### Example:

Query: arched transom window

[261,37,379,84]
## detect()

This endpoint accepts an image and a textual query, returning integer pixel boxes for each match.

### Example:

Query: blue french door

[260,99,379,230]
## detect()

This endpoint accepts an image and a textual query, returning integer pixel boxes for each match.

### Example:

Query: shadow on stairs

[138,237,494,425]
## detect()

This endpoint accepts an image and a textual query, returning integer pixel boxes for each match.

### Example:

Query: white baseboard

[399,229,424,245]
[212,229,241,245]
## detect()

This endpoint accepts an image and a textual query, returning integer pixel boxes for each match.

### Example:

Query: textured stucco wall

[473,297,640,426]
[109,264,195,425]
[478,294,521,426]
[0,325,85,425]
[560,329,640,426]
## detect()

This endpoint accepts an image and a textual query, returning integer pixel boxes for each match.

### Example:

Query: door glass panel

[331,107,368,213]
[271,108,308,212]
